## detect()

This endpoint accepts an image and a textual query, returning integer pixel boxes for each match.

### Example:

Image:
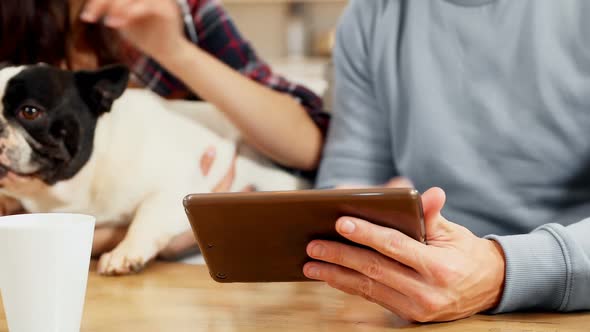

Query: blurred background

[224,0,348,111]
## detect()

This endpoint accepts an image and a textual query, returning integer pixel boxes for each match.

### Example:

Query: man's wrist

[484,239,506,311]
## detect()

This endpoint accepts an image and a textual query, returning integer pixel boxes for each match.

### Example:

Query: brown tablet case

[183,188,424,283]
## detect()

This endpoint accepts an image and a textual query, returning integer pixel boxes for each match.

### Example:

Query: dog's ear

[74,64,130,115]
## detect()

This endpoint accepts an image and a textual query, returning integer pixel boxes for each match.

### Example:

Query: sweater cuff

[485,225,568,313]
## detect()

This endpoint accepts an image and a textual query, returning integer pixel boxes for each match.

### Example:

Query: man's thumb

[421,187,446,225]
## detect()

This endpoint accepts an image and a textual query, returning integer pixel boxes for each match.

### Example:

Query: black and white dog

[0,64,309,275]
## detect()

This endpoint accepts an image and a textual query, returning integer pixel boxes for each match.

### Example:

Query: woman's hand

[92,146,253,259]
[303,188,506,322]
[81,0,184,60]
[199,147,256,193]
[159,146,255,259]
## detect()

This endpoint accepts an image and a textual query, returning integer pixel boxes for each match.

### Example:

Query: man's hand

[303,187,506,322]
[81,0,184,61]
[336,177,414,190]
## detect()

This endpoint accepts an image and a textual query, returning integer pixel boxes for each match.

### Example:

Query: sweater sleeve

[486,219,590,313]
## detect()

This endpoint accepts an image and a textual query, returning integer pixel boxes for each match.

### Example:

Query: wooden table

[1,262,588,331]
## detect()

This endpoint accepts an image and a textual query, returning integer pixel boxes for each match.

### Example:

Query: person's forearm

[155,40,323,171]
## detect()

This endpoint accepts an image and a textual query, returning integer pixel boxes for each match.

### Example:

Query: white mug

[0,213,95,332]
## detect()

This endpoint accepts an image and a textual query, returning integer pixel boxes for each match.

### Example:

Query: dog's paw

[97,241,159,276]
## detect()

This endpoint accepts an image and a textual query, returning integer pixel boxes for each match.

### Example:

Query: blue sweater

[318,0,590,313]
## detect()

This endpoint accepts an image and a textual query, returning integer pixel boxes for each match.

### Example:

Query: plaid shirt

[122,0,329,134]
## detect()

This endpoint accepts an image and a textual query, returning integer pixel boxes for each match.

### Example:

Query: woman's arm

[82,0,327,171]
[158,41,323,171]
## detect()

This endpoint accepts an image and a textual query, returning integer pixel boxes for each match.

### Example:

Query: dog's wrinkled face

[0,64,129,188]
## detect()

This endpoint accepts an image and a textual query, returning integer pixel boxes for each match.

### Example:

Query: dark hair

[0,0,120,68]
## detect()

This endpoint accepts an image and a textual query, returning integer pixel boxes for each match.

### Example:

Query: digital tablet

[183,188,424,283]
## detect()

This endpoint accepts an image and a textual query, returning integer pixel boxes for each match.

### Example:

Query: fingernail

[339,219,356,234]
[305,266,320,278]
[310,244,325,258]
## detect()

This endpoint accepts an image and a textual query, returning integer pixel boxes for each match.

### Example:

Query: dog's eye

[18,106,43,121]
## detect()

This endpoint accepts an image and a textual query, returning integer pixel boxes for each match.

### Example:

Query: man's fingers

[384,177,413,188]
[306,240,423,297]
[334,176,413,190]
[303,262,414,315]
[421,187,446,222]
[420,187,448,236]
[335,217,430,272]
[334,184,365,190]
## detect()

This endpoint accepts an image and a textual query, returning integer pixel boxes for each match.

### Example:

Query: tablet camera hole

[215,273,227,280]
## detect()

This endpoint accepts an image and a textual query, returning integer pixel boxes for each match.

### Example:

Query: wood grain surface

[0,262,587,331]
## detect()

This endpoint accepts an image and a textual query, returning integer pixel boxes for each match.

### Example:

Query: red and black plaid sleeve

[125,0,329,134]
